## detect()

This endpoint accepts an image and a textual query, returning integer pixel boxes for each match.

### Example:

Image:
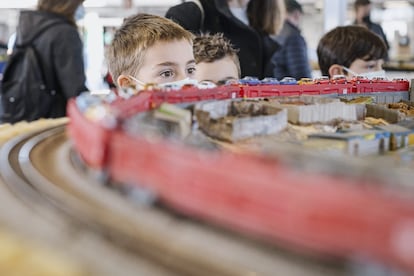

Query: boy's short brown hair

[317,25,387,76]
[106,13,194,82]
[193,33,241,78]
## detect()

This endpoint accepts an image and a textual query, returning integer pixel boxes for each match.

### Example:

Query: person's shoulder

[44,26,79,48]
[279,21,300,39]
[368,22,387,37]
[52,17,77,30]
[369,22,384,31]
[43,22,81,50]
[166,1,201,15]
[31,12,77,38]
[48,20,78,37]
[285,30,305,45]
[369,21,382,28]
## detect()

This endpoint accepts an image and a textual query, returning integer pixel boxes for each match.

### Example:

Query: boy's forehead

[142,39,194,67]
[359,53,384,62]
[195,56,239,83]
[350,58,383,67]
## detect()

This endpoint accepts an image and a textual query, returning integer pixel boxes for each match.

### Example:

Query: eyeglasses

[128,75,146,87]
[341,66,359,76]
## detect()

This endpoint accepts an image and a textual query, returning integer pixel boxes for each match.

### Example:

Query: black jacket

[16,10,87,118]
[368,22,389,50]
[353,20,389,50]
[166,0,279,79]
[271,20,311,80]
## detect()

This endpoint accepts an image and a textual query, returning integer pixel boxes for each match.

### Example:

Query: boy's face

[329,58,384,80]
[135,39,196,85]
[346,58,384,79]
[194,56,239,85]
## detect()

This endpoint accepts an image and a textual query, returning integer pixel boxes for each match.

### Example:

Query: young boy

[317,25,387,80]
[192,33,241,85]
[106,13,197,90]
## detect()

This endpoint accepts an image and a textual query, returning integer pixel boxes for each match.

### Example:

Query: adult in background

[13,0,88,118]
[166,0,285,79]
[354,0,389,58]
[271,0,311,80]
[0,22,8,50]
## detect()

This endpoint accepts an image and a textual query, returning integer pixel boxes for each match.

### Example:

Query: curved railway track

[0,124,172,276]
[0,122,349,275]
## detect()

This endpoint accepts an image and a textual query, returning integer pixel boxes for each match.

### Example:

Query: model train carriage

[67,79,414,273]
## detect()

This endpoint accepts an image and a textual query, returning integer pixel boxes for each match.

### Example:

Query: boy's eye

[160,70,174,78]
[365,62,378,70]
[187,67,196,75]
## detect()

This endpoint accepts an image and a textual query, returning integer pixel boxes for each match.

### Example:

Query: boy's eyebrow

[154,62,178,67]
[153,60,196,68]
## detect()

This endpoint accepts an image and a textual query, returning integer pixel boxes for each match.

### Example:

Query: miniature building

[124,103,192,139]
[309,130,390,156]
[269,95,358,125]
[397,120,414,146]
[366,104,405,123]
[375,124,413,150]
[195,99,287,142]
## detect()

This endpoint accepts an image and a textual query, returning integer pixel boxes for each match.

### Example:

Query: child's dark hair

[317,25,387,76]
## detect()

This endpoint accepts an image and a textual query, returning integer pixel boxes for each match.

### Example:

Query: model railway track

[0,124,176,276]
[0,124,347,276]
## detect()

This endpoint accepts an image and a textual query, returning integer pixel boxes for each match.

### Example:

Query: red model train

[68,80,414,273]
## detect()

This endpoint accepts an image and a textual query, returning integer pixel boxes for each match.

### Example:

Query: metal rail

[0,125,175,276]
[0,125,347,276]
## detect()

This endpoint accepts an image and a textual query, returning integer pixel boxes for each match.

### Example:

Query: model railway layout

[110,79,411,121]
[0,120,351,276]
[68,80,414,274]
[0,121,175,275]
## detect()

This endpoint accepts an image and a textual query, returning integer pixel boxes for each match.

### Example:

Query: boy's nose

[177,71,188,80]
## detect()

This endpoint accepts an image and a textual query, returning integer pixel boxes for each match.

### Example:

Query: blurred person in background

[0,23,10,76]
[166,0,285,79]
[317,25,387,80]
[13,0,88,117]
[354,0,389,59]
[6,33,15,55]
[0,22,8,50]
[271,0,311,80]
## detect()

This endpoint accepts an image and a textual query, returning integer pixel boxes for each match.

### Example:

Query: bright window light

[0,0,36,9]
[84,0,111,8]
[0,0,181,8]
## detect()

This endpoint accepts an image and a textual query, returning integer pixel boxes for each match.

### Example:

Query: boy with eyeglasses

[106,13,197,91]
[317,25,387,81]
